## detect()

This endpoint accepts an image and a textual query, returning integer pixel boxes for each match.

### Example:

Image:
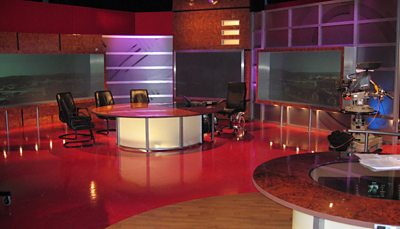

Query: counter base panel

[117,116,202,151]
[293,211,369,229]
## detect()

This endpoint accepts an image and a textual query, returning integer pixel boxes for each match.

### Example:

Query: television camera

[332,62,393,153]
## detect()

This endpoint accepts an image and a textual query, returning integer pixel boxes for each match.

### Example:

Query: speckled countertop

[253,152,400,228]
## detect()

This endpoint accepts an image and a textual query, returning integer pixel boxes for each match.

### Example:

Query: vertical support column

[36,106,41,147]
[145,118,149,152]
[288,8,292,47]
[317,4,322,46]
[308,108,312,133]
[210,113,215,142]
[260,104,265,122]
[392,0,400,143]
[280,105,284,128]
[36,106,40,130]
[5,110,9,135]
[308,108,313,151]
[364,133,369,152]
[179,117,183,148]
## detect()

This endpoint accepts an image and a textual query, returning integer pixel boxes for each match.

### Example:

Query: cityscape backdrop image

[257,49,342,109]
[0,54,104,106]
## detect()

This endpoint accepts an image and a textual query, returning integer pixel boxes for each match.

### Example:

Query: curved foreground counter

[91,103,221,151]
[253,152,400,229]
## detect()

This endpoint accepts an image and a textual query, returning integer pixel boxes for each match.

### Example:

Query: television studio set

[0,0,400,228]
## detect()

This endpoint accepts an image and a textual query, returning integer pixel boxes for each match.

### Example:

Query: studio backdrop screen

[257,49,345,109]
[175,50,243,99]
[0,54,104,106]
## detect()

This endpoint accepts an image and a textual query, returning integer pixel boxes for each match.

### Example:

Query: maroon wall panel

[0,0,135,35]
[134,12,173,35]
[174,8,250,50]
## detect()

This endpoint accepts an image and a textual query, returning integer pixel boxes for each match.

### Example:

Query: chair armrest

[77,107,91,119]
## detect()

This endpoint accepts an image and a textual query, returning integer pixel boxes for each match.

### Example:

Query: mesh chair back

[130,89,149,103]
[226,82,246,111]
[56,92,77,123]
[95,90,115,107]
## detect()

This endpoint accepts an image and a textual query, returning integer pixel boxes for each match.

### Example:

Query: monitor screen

[257,48,345,109]
[175,50,243,99]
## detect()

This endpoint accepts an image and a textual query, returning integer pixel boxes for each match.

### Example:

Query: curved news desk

[253,152,400,229]
[91,103,221,151]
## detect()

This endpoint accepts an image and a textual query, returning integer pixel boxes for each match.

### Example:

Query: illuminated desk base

[293,211,368,229]
[117,116,202,151]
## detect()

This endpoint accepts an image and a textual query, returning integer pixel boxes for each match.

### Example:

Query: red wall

[134,12,173,35]
[0,0,171,35]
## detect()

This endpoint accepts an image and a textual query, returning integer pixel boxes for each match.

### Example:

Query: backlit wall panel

[103,36,173,104]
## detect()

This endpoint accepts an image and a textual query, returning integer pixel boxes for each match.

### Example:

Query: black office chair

[94,90,116,135]
[56,92,95,148]
[130,89,150,103]
[217,82,247,140]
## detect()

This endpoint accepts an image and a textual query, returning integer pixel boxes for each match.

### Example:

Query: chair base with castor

[59,130,95,148]
[215,82,247,141]
[0,191,11,206]
[95,117,116,135]
[216,111,246,141]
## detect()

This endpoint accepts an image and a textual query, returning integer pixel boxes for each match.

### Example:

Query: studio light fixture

[208,0,218,5]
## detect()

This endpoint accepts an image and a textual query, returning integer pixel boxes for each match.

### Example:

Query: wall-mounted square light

[221,20,240,26]
[221,29,240,36]
[221,39,240,45]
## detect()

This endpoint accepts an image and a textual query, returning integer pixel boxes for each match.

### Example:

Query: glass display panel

[0,54,104,106]
[257,49,343,109]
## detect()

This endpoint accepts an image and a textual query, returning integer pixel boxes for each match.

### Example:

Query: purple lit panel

[103,36,173,52]
[322,25,353,45]
[292,27,318,46]
[359,22,396,44]
[106,55,172,67]
[267,10,288,28]
[322,2,354,23]
[359,0,397,20]
[357,46,396,68]
[106,69,172,81]
[113,97,172,104]
[106,83,172,97]
[266,30,288,47]
[292,6,318,26]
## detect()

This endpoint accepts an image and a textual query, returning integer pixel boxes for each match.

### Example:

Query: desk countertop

[252,152,400,228]
[91,103,222,118]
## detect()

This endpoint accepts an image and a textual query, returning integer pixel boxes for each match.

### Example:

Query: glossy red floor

[0,121,397,228]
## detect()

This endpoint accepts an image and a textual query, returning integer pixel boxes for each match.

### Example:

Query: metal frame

[254,0,399,139]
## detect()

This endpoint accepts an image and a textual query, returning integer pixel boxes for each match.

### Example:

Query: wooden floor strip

[108,192,292,229]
